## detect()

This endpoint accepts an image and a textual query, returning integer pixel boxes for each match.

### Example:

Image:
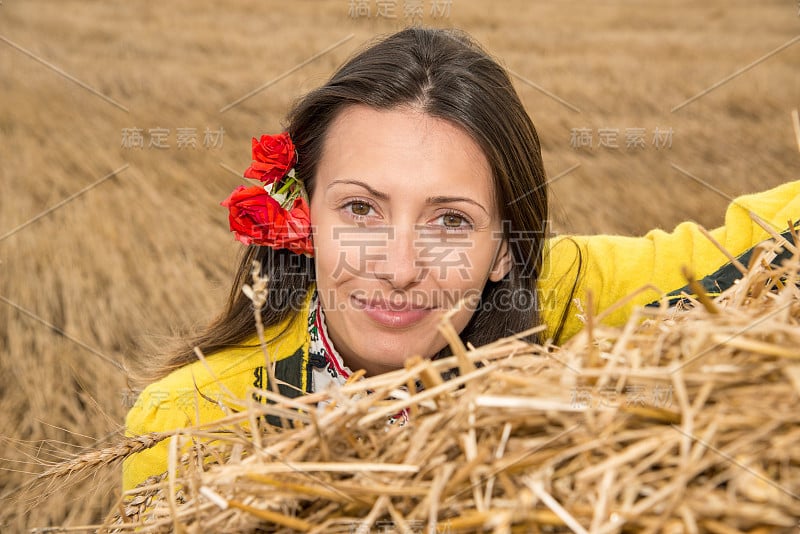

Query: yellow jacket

[542,180,800,341]
[123,180,800,491]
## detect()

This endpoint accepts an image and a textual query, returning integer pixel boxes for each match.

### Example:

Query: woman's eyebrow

[327,179,389,201]
[426,196,489,216]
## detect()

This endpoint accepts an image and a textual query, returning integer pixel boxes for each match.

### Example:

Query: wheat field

[0,0,798,530]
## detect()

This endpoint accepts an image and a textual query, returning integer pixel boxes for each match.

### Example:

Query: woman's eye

[442,213,464,227]
[438,212,471,230]
[347,201,372,217]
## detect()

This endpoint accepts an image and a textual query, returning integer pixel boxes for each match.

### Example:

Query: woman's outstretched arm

[539,180,800,342]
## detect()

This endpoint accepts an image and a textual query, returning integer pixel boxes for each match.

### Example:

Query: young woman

[123,27,800,491]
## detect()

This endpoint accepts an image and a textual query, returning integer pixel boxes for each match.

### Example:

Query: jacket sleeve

[122,371,233,492]
[122,317,312,492]
[538,180,800,343]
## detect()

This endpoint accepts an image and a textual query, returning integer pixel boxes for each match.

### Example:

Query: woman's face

[310,105,511,376]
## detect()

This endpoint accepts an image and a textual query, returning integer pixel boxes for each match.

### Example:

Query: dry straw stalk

[54,236,800,533]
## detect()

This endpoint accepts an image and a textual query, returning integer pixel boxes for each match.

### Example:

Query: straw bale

[59,240,800,533]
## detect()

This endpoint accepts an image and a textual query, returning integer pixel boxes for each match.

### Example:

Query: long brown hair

[141,27,548,383]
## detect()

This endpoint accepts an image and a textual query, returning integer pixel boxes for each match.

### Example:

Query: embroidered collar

[308,291,352,391]
[306,290,408,425]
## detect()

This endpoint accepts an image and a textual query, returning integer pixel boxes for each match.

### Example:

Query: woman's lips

[352,297,435,328]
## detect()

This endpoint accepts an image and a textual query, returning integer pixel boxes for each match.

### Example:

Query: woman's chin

[323,296,453,374]
[339,328,445,375]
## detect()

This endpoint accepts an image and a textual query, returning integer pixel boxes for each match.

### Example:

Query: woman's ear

[489,240,513,282]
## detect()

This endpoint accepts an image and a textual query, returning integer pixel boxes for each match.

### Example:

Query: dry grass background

[0,0,797,530]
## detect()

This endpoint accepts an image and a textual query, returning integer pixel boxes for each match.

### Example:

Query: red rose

[281,196,313,256]
[221,186,313,255]
[243,133,296,184]
[221,186,272,245]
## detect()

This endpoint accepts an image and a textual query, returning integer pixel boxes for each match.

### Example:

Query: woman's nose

[375,225,424,289]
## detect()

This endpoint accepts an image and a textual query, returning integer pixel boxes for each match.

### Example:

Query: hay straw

[48,237,800,533]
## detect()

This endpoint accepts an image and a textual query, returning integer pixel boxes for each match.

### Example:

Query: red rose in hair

[221,186,313,255]
[243,133,296,184]
[279,197,313,256]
